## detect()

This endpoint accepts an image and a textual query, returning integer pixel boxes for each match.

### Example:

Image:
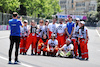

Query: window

[76,2,85,7]
[72,4,73,8]
[76,8,85,11]
[72,0,74,3]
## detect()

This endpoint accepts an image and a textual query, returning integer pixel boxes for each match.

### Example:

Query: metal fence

[0,12,52,25]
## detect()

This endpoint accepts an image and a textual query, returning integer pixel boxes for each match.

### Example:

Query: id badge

[32,33,35,36]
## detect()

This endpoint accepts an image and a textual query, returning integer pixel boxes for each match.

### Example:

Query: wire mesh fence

[0,12,52,25]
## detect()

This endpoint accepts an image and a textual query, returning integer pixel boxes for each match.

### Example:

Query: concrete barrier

[0,25,10,30]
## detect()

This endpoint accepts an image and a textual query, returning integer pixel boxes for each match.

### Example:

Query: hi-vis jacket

[20,26,29,37]
[79,27,87,39]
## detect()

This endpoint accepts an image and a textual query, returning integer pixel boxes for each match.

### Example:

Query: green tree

[0,0,20,13]
[87,11,98,22]
[97,0,100,20]
[24,0,61,18]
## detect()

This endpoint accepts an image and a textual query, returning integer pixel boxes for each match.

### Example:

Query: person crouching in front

[47,34,58,57]
[58,38,74,58]
[37,34,48,55]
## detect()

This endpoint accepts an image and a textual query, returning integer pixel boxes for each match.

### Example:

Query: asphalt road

[0,27,100,67]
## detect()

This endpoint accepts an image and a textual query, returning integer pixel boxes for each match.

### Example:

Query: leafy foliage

[0,0,62,18]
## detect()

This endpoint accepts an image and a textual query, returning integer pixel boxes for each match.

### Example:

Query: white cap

[51,34,56,37]
[46,20,49,22]
[80,21,85,24]
[66,38,71,43]
[24,20,28,23]
[76,18,80,21]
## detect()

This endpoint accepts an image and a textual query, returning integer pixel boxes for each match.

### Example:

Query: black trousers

[9,36,20,61]
[76,37,81,57]
[78,45,81,57]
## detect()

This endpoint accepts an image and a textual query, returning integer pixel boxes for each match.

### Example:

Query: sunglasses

[24,22,27,23]
[40,22,43,23]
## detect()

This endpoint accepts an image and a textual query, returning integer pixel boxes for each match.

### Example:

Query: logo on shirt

[58,26,62,30]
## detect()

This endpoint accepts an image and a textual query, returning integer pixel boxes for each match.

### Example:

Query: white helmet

[66,38,71,43]
[24,20,28,23]
[76,18,80,21]
[46,20,49,22]
[51,34,56,37]
[80,21,85,25]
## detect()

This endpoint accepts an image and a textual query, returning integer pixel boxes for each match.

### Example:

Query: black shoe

[43,52,46,56]
[20,53,22,54]
[35,53,37,55]
[23,52,27,55]
[79,58,85,60]
[47,52,50,56]
[8,61,12,64]
[31,53,34,55]
[14,60,20,64]
[85,58,89,61]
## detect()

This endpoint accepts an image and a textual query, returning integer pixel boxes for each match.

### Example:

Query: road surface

[0,27,100,67]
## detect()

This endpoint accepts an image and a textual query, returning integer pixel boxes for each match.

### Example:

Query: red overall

[57,33,65,48]
[49,31,52,39]
[80,39,88,59]
[71,38,78,56]
[37,39,48,54]
[20,37,27,53]
[25,33,37,53]
[47,46,58,54]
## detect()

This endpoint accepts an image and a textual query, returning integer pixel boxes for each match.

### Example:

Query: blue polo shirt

[66,22,75,35]
[9,19,22,36]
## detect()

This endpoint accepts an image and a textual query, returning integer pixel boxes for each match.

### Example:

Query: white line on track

[0,55,33,67]
[86,26,100,37]
[96,29,100,37]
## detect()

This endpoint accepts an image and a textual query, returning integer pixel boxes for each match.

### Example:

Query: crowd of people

[8,12,89,64]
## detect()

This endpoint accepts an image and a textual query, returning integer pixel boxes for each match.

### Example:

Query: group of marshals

[8,12,89,64]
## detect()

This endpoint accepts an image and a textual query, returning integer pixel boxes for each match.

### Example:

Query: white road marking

[0,55,33,67]
[86,26,100,37]
[0,36,9,39]
[96,30,100,37]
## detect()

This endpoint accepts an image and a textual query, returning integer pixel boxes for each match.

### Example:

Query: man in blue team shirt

[65,16,75,39]
[8,12,22,64]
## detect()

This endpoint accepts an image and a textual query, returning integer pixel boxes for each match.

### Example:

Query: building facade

[58,0,97,16]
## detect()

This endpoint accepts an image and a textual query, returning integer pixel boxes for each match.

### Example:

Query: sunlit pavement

[0,27,100,67]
